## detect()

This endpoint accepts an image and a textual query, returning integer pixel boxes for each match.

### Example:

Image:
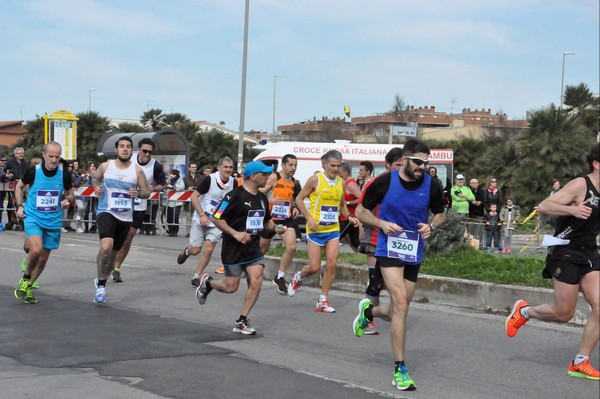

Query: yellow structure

[43,110,79,160]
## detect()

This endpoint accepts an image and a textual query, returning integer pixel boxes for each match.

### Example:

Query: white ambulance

[253,140,454,189]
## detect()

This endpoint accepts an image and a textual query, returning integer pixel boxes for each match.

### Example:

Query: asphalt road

[0,230,598,399]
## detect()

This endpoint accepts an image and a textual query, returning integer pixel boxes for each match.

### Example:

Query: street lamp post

[560,51,574,109]
[88,88,96,111]
[272,74,281,141]
[237,0,249,173]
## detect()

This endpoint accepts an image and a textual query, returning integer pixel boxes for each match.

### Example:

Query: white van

[253,140,454,189]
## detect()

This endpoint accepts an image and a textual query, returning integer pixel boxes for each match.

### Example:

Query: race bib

[109,192,132,212]
[205,199,220,217]
[319,205,338,226]
[272,201,291,220]
[246,209,265,234]
[36,190,59,212]
[387,230,420,262]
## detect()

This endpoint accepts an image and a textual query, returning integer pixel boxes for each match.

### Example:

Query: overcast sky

[1,0,598,132]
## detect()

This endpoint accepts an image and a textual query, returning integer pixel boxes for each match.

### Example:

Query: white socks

[574,354,588,365]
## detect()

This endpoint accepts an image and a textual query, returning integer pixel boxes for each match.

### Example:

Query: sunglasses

[406,156,429,167]
[141,149,153,154]
[491,180,497,183]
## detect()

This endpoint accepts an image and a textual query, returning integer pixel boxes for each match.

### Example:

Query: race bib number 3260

[387,230,420,263]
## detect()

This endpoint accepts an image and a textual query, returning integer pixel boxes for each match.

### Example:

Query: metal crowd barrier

[70,186,194,236]
[1,184,194,237]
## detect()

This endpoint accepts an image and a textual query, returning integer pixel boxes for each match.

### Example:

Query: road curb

[263,255,589,326]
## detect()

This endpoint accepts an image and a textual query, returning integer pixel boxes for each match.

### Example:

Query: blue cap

[243,161,274,178]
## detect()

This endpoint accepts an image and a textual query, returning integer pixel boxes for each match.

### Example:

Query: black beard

[117,154,132,163]
[404,163,417,181]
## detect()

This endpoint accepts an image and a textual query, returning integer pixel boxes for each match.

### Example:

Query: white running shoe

[233,319,256,335]
[287,271,302,297]
[94,278,106,303]
[315,299,336,313]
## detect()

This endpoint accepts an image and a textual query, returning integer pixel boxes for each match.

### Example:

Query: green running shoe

[21,257,40,288]
[14,278,30,300]
[24,286,37,304]
[352,298,373,337]
[393,365,416,391]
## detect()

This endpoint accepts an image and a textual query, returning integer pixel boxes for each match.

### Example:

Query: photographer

[451,173,475,219]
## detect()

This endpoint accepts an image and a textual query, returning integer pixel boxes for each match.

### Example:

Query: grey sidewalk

[268,233,590,326]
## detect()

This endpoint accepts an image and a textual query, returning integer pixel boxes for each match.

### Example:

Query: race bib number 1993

[109,192,132,212]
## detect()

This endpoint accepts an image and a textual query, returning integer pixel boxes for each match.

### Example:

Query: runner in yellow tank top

[291,150,359,313]
[306,171,344,234]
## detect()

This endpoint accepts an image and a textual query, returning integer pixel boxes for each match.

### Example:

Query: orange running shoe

[568,359,600,380]
[215,265,225,274]
[505,299,529,337]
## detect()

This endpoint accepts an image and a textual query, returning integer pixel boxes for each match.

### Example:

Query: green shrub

[426,209,468,256]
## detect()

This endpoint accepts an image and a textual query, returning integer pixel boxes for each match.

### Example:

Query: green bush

[426,209,468,256]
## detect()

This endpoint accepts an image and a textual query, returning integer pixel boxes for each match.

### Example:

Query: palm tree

[189,128,257,167]
[478,140,518,196]
[140,108,164,131]
[190,129,238,167]
[113,122,146,133]
[177,120,200,143]
[563,83,599,137]
[12,116,45,158]
[511,104,593,211]
[162,113,189,128]
[452,137,487,179]
[75,111,112,163]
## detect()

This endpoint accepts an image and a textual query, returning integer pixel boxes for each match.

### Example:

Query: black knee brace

[365,266,384,298]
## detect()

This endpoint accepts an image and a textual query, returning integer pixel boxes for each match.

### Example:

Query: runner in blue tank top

[13,142,74,304]
[353,138,445,391]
